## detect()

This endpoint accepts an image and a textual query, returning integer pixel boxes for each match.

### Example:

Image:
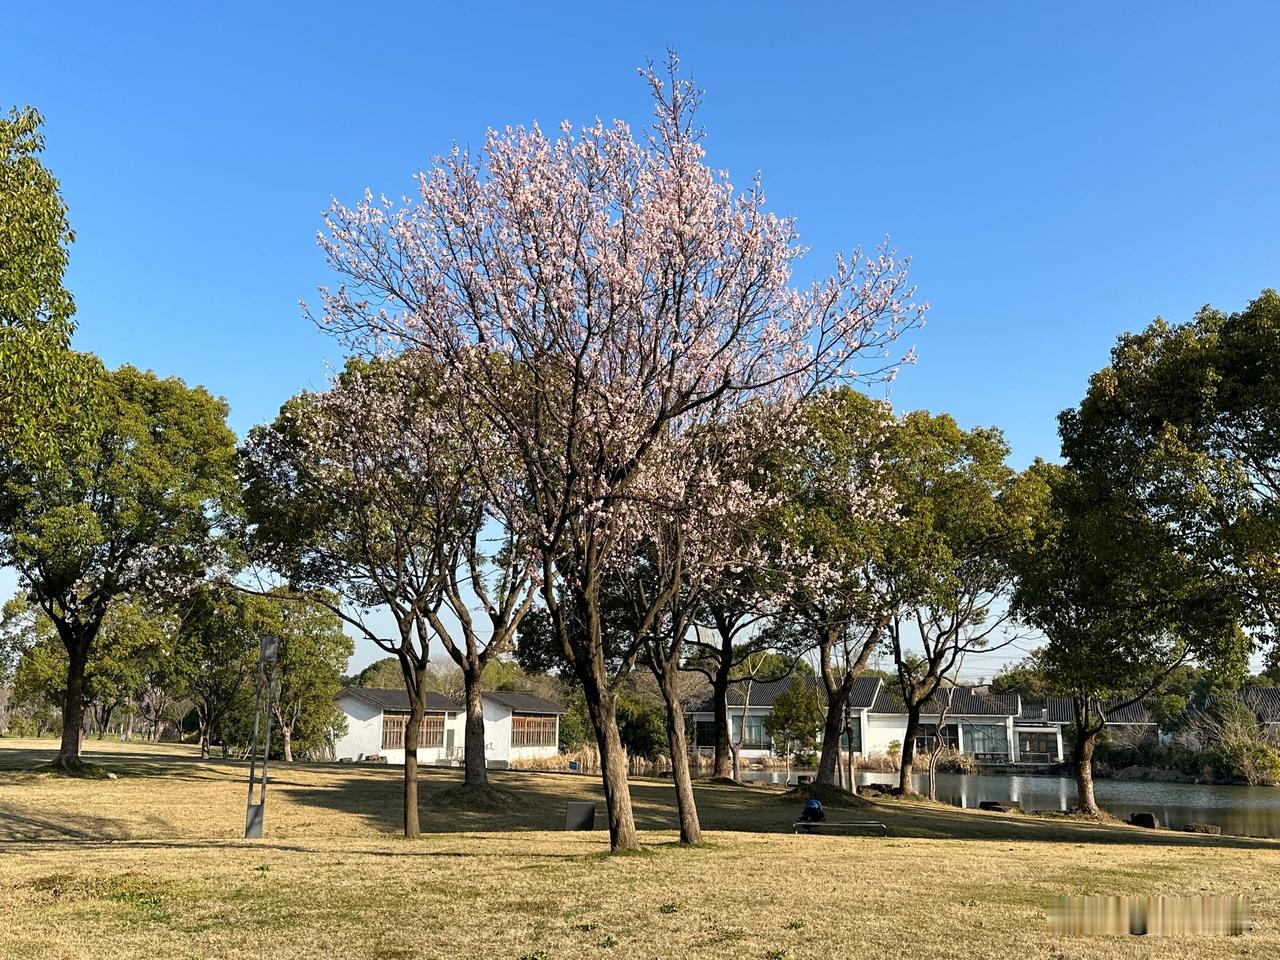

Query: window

[512,714,558,748]
[965,723,1010,758]
[1018,731,1057,762]
[693,720,716,749]
[382,715,405,750]
[914,722,959,754]
[842,717,863,753]
[381,713,446,750]
[731,714,770,749]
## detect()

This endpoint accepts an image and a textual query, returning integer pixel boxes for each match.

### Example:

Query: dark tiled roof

[337,687,461,714]
[1041,697,1152,724]
[693,675,808,712]
[691,674,881,714]
[481,690,564,715]
[1238,687,1280,723]
[847,676,882,711]
[870,686,1020,717]
[1015,701,1049,722]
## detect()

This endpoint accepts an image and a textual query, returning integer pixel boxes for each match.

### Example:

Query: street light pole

[245,635,279,839]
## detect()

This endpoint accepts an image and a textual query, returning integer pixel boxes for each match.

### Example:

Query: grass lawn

[1,738,1278,959]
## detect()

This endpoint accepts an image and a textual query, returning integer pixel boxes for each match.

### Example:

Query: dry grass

[1,737,1279,959]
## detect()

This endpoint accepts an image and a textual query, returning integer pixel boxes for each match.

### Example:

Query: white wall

[332,695,458,765]
[862,714,909,756]
[481,698,511,767]
[332,694,382,762]
[334,694,562,767]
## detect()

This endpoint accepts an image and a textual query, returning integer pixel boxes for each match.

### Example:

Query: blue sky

[5,2,1279,676]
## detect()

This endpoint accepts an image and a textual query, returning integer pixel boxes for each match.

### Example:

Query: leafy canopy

[0,363,240,643]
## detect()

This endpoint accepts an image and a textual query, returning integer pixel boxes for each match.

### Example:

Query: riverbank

[2,739,1279,959]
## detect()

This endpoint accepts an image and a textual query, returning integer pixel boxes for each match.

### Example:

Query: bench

[793,820,888,836]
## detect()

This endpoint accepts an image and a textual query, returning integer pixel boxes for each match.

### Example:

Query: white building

[689,675,1070,765]
[690,676,880,761]
[333,687,563,767]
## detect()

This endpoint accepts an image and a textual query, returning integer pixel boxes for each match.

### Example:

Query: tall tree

[170,590,258,760]
[265,593,353,762]
[880,412,1036,794]
[1038,295,1277,813]
[313,58,922,849]
[0,106,96,463]
[0,363,239,771]
[1012,462,1234,814]
[242,355,477,837]
[766,388,899,788]
[424,520,536,788]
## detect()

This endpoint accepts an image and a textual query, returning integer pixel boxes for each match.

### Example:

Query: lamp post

[244,635,279,839]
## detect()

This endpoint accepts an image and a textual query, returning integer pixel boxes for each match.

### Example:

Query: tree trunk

[844,718,856,797]
[57,639,90,766]
[711,659,733,779]
[584,687,638,851]
[1073,726,1100,816]
[658,668,701,845]
[463,671,488,787]
[898,705,922,793]
[403,697,424,838]
[200,723,211,760]
[281,726,293,763]
[815,692,846,786]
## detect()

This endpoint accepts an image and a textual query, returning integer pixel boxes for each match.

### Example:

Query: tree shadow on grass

[0,837,593,862]
[280,767,1280,852]
[0,802,137,841]
[5,741,1278,852]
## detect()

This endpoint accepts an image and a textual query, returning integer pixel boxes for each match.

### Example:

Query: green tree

[1059,291,1279,649]
[556,688,592,753]
[0,106,97,462]
[991,654,1051,700]
[615,692,667,761]
[0,364,239,770]
[7,599,162,739]
[764,676,824,761]
[764,388,901,788]
[880,413,1041,794]
[351,657,403,689]
[1011,462,1235,814]
[264,594,352,761]
[169,590,258,760]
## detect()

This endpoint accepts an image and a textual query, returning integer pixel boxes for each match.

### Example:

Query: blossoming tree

[241,355,481,836]
[313,57,923,850]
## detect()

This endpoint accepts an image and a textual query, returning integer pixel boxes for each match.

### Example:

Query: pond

[739,768,1280,838]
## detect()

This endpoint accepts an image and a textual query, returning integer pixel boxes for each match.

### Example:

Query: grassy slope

[1,738,1277,960]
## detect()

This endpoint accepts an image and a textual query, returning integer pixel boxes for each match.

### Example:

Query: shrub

[3,715,40,738]
[856,752,899,772]
[1205,741,1280,785]
[912,747,978,775]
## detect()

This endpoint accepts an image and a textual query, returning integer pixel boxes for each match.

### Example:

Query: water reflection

[736,768,1280,838]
